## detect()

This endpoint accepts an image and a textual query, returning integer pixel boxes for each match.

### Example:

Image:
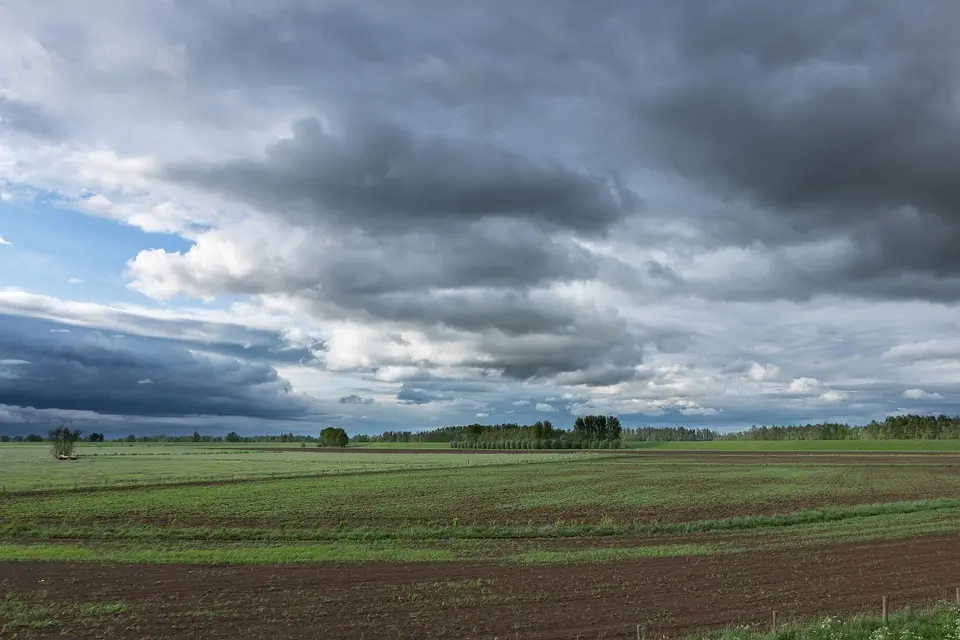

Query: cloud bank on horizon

[2,0,960,436]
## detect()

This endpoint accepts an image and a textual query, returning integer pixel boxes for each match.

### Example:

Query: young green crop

[623,440,960,451]
[5,450,960,567]
[0,442,597,492]
[693,604,960,640]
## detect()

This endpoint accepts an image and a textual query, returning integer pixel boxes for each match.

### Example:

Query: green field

[360,438,960,451]
[3,444,960,564]
[352,441,453,449]
[5,443,960,638]
[621,439,960,451]
[0,442,593,492]
[699,604,960,640]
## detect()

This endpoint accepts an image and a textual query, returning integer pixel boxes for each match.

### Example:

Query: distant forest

[357,414,960,444]
[720,414,960,441]
[361,415,625,449]
[5,413,960,444]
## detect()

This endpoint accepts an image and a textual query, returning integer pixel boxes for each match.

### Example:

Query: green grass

[5,455,958,528]
[692,604,960,639]
[0,442,595,493]
[4,496,959,542]
[2,501,958,565]
[0,594,131,635]
[623,439,960,451]
[0,541,463,563]
[0,539,724,565]
[5,447,960,566]
[2,498,959,565]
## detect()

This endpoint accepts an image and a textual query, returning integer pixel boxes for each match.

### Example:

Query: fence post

[955,587,959,607]
[636,624,645,640]
[882,596,888,624]
[772,610,777,631]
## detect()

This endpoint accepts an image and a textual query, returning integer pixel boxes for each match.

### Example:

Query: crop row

[5,458,960,529]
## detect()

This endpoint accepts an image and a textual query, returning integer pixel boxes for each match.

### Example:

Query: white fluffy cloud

[746,363,781,382]
[820,390,851,404]
[903,389,943,400]
[789,378,824,394]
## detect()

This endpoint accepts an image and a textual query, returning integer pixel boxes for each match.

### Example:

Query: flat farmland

[4,445,960,638]
[0,443,589,493]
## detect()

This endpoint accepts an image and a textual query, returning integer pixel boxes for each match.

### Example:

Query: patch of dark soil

[3,533,960,639]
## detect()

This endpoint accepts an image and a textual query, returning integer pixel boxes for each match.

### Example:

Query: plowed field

[4,533,960,639]
[4,449,960,638]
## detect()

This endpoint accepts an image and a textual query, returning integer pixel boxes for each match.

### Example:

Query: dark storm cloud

[339,394,374,405]
[0,97,64,139]
[165,117,638,237]
[0,292,318,363]
[175,1,642,115]
[316,289,585,338]
[156,109,646,384]
[392,377,509,406]
[314,221,599,295]
[634,0,960,298]
[396,385,435,405]
[0,314,312,418]
[158,0,960,305]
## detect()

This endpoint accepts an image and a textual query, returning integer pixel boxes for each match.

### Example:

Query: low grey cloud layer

[2,0,960,434]
[166,117,637,237]
[0,314,314,419]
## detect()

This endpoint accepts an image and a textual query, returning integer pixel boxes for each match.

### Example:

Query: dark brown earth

[4,533,960,639]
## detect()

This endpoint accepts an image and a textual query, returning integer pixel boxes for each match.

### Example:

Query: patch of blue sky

[0,197,192,305]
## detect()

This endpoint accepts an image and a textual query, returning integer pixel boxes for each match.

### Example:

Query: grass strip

[1,451,605,496]
[691,603,960,639]
[0,594,131,635]
[4,498,958,543]
[0,540,721,565]
[0,542,462,564]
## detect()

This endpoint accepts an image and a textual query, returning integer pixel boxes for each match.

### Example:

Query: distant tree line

[356,422,564,444]
[716,415,960,441]
[0,434,45,442]
[349,416,623,450]
[451,436,623,450]
[623,426,719,442]
[450,415,623,449]
[719,423,855,441]
[859,414,960,440]
[7,414,960,446]
[358,415,960,446]
[451,416,623,450]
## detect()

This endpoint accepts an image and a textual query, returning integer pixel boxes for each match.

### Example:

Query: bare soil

[4,532,960,639]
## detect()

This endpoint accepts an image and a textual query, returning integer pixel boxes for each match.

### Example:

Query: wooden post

[772,610,777,631]
[955,587,959,606]
[882,596,888,624]
[636,624,645,640]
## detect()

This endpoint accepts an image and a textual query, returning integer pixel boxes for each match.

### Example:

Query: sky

[2,0,960,437]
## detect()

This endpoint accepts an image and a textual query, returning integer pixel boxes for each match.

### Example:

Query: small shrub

[49,426,82,460]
